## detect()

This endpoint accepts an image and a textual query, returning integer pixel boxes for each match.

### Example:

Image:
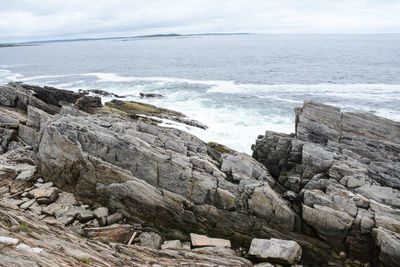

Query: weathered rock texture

[252,100,400,266]
[2,83,398,266]
[0,203,252,267]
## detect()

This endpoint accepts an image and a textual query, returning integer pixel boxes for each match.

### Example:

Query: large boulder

[252,100,400,265]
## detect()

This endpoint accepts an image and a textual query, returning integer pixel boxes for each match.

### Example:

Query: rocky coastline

[0,82,399,266]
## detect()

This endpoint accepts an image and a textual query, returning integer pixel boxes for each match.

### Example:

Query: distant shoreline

[3,33,251,46]
[0,44,37,48]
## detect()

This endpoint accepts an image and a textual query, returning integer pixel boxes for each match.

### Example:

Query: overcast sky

[1,0,400,42]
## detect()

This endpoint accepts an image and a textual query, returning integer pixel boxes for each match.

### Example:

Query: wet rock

[75,95,102,111]
[140,92,163,98]
[248,238,302,265]
[78,89,125,98]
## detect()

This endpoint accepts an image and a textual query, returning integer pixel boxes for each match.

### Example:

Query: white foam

[19,74,78,81]
[2,71,400,154]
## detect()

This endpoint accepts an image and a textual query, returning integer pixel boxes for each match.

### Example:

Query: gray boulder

[248,238,302,265]
[138,232,162,249]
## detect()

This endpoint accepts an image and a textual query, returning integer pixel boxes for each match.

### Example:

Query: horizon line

[2,32,400,45]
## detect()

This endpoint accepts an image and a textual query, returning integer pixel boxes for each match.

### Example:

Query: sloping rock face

[252,101,400,266]
[36,104,302,247]
[4,83,393,266]
[0,204,252,267]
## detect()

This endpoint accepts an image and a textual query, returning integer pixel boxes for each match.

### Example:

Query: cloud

[0,0,399,42]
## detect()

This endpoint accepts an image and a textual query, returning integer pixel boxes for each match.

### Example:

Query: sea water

[1,34,399,154]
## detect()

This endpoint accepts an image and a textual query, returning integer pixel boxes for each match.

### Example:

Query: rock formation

[1,82,398,266]
[252,100,400,266]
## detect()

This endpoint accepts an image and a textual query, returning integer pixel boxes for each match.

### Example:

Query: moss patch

[11,224,31,232]
[207,142,231,153]
[105,100,183,118]
[80,257,90,264]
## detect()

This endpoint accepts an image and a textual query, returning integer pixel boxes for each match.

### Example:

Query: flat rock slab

[83,225,133,244]
[34,187,58,204]
[248,238,302,265]
[190,233,231,248]
[161,240,183,250]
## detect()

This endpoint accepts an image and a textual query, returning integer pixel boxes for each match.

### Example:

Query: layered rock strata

[252,101,400,266]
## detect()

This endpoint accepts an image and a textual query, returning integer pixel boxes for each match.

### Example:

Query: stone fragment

[34,187,59,204]
[42,203,61,216]
[190,233,231,248]
[16,169,35,182]
[161,240,183,250]
[20,199,36,210]
[138,232,162,249]
[0,164,17,179]
[248,238,302,265]
[93,207,108,226]
[107,213,123,225]
[83,225,133,244]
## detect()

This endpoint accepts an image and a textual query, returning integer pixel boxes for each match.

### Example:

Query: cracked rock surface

[252,100,400,266]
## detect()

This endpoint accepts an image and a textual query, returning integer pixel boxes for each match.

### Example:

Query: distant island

[2,33,251,46]
[0,44,18,47]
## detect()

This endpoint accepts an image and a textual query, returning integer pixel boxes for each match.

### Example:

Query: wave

[10,71,400,94]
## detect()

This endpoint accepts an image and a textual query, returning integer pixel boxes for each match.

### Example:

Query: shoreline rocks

[1,83,399,266]
[252,100,400,265]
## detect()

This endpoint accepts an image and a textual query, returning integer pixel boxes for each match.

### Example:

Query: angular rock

[20,199,36,210]
[0,164,17,179]
[138,232,162,249]
[83,225,133,244]
[302,204,354,247]
[93,207,108,226]
[190,233,231,248]
[372,228,400,267]
[15,169,35,182]
[248,238,302,265]
[161,240,183,250]
[34,187,59,204]
[42,203,61,216]
[107,212,123,225]
[75,95,102,111]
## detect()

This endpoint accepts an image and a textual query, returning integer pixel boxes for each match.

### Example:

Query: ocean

[1,34,399,154]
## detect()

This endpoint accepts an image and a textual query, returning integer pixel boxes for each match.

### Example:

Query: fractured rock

[248,238,302,265]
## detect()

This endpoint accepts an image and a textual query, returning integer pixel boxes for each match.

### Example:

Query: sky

[1,0,400,42]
